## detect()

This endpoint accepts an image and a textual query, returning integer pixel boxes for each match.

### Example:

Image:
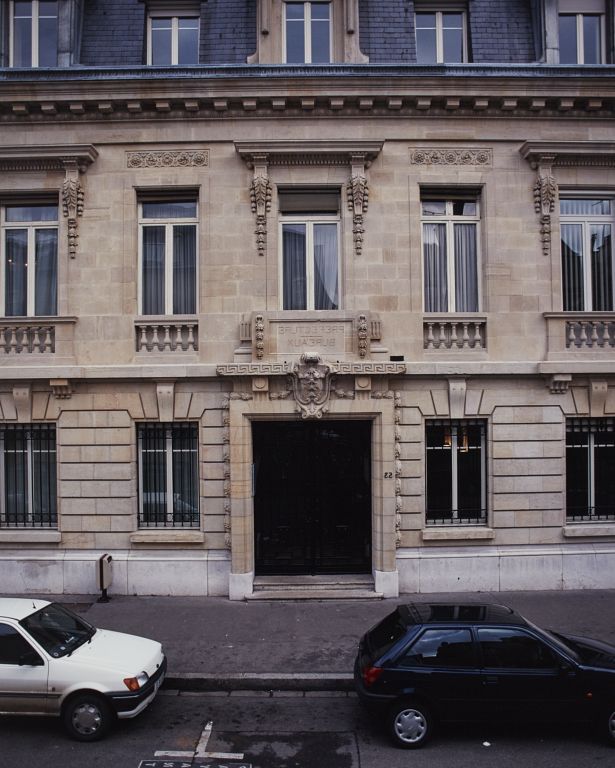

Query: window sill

[0,529,61,544]
[422,527,494,542]
[130,530,205,546]
[563,524,615,538]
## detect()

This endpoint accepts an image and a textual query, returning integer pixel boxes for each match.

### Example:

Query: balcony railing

[544,312,615,358]
[0,317,76,357]
[135,318,199,353]
[424,316,487,350]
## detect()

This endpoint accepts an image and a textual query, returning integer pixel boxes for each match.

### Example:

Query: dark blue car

[354,603,615,748]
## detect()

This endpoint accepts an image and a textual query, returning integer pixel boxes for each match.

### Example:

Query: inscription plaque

[272,321,348,356]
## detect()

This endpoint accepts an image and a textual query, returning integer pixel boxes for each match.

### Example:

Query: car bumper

[353,658,395,711]
[108,655,167,719]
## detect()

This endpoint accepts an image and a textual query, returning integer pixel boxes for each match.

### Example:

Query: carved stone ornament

[347,153,371,257]
[357,314,369,358]
[289,353,334,419]
[254,314,265,359]
[411,148,492,166]
[126,150,209,168]
[62,171,84,258]
[533,158,558,258]
[250,174,272,256]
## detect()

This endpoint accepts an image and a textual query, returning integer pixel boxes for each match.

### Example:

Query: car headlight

[123,671,149,691]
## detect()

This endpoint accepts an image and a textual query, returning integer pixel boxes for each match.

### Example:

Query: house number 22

[384,472,393,478]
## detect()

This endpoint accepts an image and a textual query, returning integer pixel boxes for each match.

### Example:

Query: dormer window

[415,7,468,64]
[10,1,58,68]
[285,1,331,63]
[147,13,199,65]
[558,1,605,63]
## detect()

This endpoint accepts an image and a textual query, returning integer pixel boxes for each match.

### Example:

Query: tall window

[0,424,57,529]
[559,7,604,64]
[566,418,615,522]
[415,9,467,63]
[560,198,612,311]
[139,199,197,316]
[10,1,58,67]
[422,196,480,313]
[137,423,199,528]
[285,1,331,63]
[280,188,340,310]
[148,14,199,65]
[1,203,58,317]
[425,420,487,525]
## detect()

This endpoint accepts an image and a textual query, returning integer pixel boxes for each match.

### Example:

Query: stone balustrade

[566,317,615,348]
[423,316,487,350]
[0,321,55,354]
[135,318,199,352]
[544,312,615,358]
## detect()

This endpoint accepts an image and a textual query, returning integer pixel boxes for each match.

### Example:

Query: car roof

[399,603,528,626]
[0,597,50,621]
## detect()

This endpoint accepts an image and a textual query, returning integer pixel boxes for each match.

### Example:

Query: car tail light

[362,665,383,687]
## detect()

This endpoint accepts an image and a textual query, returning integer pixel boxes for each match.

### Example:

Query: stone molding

[410,148,492,165]
[217,361,406,376]
[126,150,209,168]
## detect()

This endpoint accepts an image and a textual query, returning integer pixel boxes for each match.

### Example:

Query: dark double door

[253,420,372,575]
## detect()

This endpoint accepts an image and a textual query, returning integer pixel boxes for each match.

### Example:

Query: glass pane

[172,225,196,314]
[39,1,58,14]
[583,15,602,64]
[31,426,56,525]
[313,223,338,309]
[400,628,474,668]
[591,224,612,311]
[151,20,172,65]
[456,424,484,520]
[282,223,307,310]
[423,223,448,312]
[5,229,28,316]
[178,18,199,65]
[478,628,556,669]
[416,26,437,63]
[34,229,57,316]
[142,226,165,315]
[558,15,578,63]
[311,3,330,21]
[38,15,57,66]
[171,424,198,526]
[442,21,463,63]
[415,12,436,28]
[594,430,615,518]
[454,223,478,312]
[3,428,29,525]
[560,199,610,216]
[139,425,168,526]
[311,15,330,63]
[6,205,58,222]
[142,201,196,219]
[422,201,446,216]
[561,224,584,311]
[426,424,452,521]
[13,16,33,67]
[286,16,305,63]
[453,201,476,216]
[566,432,589,519]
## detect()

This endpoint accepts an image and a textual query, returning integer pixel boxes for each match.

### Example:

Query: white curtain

[283,224,307,310]
[423,223,448,312]
[454,223,478,312]
[313,223,338,310]
[172,225,196,314]
[34,229,57,316]
[561,223,584,311]
[591,224,612,311]
[5,229,28,316]
[142,226,165,314]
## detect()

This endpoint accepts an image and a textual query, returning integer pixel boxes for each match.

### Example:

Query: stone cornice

[0,144,98,172]
[235,140,384,167]
[520,141,615,168]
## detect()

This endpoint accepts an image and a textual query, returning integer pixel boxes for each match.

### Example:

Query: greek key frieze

[126,150,209,168]
[410,148,492,166]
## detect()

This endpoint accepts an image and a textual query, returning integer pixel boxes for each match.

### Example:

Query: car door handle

[483,675,499,685]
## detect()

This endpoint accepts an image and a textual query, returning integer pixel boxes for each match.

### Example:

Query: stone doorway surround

[217,353,405,600]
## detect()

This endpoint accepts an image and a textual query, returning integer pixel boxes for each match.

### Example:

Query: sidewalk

[41,589,615,691]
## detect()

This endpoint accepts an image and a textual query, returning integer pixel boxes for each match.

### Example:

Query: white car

[0,598,166,741]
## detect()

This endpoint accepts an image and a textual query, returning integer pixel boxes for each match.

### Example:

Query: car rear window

[366,608,410,657]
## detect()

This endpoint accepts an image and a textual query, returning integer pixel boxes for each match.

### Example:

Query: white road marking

[153,751,194,757]
[155,719,245,761]
[194,719,214,756]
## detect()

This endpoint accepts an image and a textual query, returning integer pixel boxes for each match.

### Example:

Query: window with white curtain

[0,424,57,529]
[566,418,615,521]
[139,199,198,316]
[137,422,199,528]
[10,1,58,67]
[1,203,58,317]
[560,197,613,311]
[279,188,340,311]
[422,195,480,313]
[285,1,332,63]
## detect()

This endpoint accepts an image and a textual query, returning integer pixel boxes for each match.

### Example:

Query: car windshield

[525,620,580,663]
[20,603,96,658]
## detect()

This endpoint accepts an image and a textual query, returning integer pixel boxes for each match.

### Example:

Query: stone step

[247,588,383,601]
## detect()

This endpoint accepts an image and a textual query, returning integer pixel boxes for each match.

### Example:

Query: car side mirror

[19,650,44,667]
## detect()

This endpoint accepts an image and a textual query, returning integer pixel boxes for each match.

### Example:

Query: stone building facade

[1,0,615,598]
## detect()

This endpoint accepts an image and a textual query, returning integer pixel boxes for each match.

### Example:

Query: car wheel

[62,692,113,742]
[604,707,615,745]
[388,700,432,749]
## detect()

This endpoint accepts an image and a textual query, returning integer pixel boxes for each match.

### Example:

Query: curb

[164,672,355,692]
